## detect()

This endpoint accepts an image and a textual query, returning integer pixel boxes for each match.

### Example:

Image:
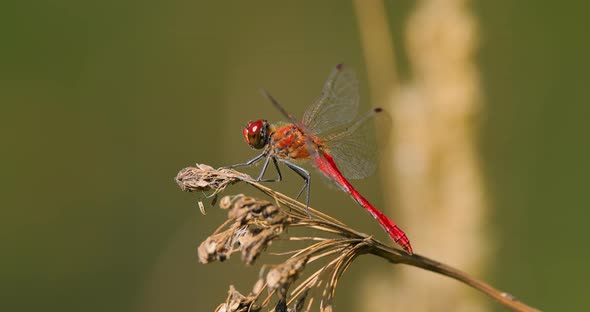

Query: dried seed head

[224,195,290,226]
[177,164,385,311]
[197,231,235,263]
[219,194,235,209]
[215,285,260,312]
[239,227,280,265]
[266,256,309,298]
[175,164,246,194]
[178,160,538,312]
[198,195,294,266]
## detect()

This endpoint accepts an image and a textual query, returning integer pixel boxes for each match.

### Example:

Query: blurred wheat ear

[175,164,541,312]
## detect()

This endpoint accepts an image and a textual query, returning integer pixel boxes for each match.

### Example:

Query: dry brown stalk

[175,164,541,312]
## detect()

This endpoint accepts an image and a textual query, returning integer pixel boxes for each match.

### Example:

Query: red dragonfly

[230,64,413,254]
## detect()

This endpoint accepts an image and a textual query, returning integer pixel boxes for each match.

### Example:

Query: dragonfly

[229,64,413,254]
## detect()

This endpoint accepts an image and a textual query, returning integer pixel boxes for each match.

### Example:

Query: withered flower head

[178,164,536,312]
[197,195,292,265]
[175,164,247,194]
[266,256,309,298]
[215,285,260,312]
[197,230,237,264]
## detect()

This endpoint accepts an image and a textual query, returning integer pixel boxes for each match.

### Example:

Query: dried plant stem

[367,245,538,312]
[176,165,540,312]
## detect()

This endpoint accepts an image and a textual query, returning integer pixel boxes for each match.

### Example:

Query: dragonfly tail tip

[402,243,414,255]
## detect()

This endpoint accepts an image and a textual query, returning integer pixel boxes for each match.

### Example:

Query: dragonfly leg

[224,151,267,169]
[280,159,311,217]
[256,155,282,182]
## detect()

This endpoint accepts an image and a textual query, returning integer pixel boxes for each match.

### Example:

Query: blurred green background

[2,1,589,311]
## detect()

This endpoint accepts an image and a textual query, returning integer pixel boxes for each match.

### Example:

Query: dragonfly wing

[326,134,376,180]
[302,64,359,136]
[322,110,380,180]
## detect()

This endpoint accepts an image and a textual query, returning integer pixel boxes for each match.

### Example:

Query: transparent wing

[321,109,382,180]
[302,64,359,136]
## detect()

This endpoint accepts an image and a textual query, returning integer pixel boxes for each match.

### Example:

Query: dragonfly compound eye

[242,119,268,149]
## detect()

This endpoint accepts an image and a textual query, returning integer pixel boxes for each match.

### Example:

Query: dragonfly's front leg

[256,155,282,182]
[224,150,282,182]
[224,151,267,169]
[280,159,312,217]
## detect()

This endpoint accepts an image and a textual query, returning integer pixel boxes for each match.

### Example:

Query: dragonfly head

[242,119,269,149]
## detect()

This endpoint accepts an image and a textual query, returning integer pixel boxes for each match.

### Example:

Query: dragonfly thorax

[242,119,269,149]
[269,124,314,160]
